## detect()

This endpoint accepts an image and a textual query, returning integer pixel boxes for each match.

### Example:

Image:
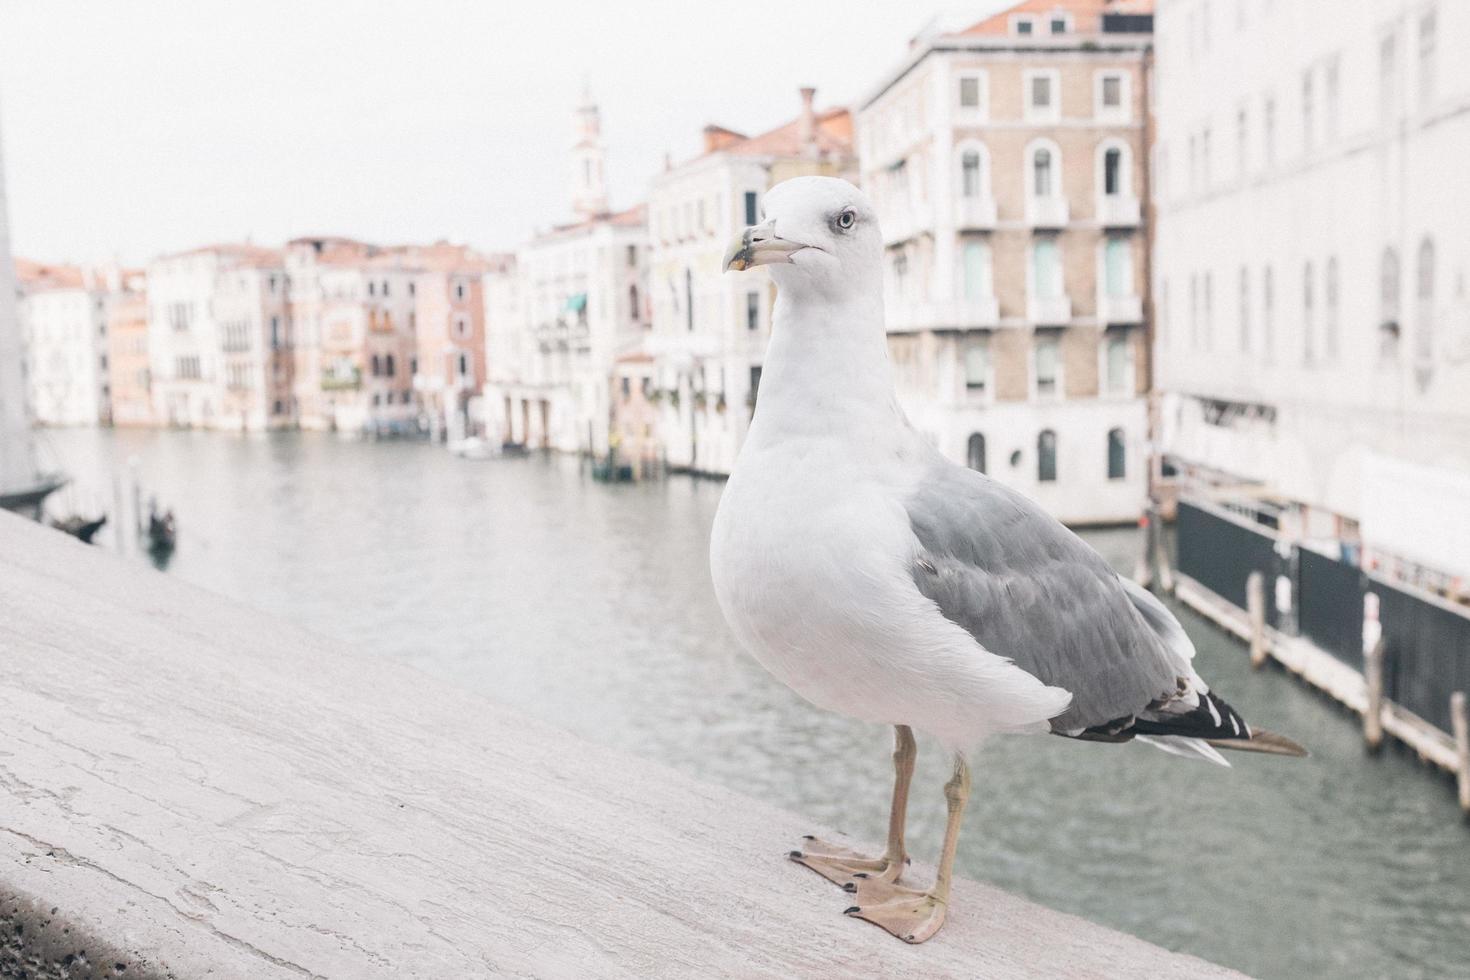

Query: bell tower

[571,81,608,220]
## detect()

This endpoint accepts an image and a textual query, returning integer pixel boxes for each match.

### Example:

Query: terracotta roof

[542,203,646,238]
[13,259,87,292]
[961,0,1152,36]
[694,107,852,164]
[160,242,283,265]
[401,241,499,275]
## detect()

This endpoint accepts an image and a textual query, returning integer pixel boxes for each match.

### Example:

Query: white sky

[0,0,1011,265]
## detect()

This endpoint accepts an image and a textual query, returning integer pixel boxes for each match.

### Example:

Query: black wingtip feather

[1076,691,1309,758]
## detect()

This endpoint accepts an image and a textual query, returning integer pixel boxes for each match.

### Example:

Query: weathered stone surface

[0,513,1244,978]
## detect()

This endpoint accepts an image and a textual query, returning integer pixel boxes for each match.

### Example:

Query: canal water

[40,427,1470,980]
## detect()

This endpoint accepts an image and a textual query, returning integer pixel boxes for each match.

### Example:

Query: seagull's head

[722,176,880,298]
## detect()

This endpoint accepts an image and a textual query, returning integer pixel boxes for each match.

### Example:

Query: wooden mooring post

[1136,502,1175,595]
[1452,691,1470,817]
[1246,571,1267,668]
[1363,639,1386,753]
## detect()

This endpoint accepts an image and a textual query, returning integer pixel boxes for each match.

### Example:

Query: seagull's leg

[790,724,916,887]
[844,752,971,944]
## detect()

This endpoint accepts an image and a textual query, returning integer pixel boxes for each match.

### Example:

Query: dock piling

[1146,502,1175,595]
[1363,639,1385,753]
[1246,571,1267,668]
[1452,691,1470,816]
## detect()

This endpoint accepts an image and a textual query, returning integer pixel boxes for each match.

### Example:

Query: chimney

[798,87,817,152]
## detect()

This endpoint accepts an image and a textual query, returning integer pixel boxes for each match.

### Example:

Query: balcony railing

[1027,295,1072,325]
[1097,194,1142,227]
[932,297,1000,329]
[534,319,591,353]
[1099,293,1144,324]
[954,196,997,231]
[1025,196,1070,228]
[887,297,1000,332]
[321,367,362,392]
[880,202,934,245]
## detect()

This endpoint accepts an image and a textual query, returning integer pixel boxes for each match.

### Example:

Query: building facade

[646,89,854,476]
[15,260,109,427]
[858,0,1154,525]
[1152,0,1470,581]
[287,238,420,435]
[409,243,496,440]
[146,244,292,431]
[104,268,153,427]
[610,351,661,475]
[483,95,649,455]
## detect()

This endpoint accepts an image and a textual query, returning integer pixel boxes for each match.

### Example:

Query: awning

[565,293,588,313]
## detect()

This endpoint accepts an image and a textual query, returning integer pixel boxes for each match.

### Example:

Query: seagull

[710,175,1305,944]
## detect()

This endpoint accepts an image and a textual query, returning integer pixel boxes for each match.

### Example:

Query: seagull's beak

[723,218,805,272]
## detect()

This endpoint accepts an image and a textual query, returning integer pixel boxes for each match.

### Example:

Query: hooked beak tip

[723,221,802,273]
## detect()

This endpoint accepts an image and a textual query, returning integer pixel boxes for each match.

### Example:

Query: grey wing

[905,462,1189,733]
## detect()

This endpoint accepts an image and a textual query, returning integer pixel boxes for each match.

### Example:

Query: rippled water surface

[44,427,1470,980]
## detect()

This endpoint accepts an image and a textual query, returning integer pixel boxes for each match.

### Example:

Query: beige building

[408,243,498,440]
[610,351,661,476]
[646,89,854,476]
[859,0,1154,525]
[104,268,153,427]
[287,237,420,435]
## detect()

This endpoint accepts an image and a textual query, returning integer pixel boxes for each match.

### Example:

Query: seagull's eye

[835,209,856,231]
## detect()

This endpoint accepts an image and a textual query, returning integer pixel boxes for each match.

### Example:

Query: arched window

[1415,237,1435,389]
[629,284,640,321]
[967,433,986,473]
[1380,247,1400,361]
[961,150,983,197]
[1032,147,1053,196]
[385,353,396,377]
[370,354,381,377]
[1324,257,1339,361]
[1037,429,1058,482]
[1107,427,1126,480]
[1103,147,1123,196]
[1302,261,1315,365]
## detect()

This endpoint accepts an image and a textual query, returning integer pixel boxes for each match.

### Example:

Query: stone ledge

[0,512,1242,979]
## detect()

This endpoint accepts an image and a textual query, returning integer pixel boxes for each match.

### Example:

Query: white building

[1153,0,1470,580]
[483,94,648,454]
[15,262,108,427]
[857,0,1155,525]
[147,244,292,431]
[647,89,854,475]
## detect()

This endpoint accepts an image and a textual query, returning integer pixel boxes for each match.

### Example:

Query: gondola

[51,513,107,544]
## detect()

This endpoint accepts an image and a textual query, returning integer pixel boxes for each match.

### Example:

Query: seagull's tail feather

[1135,735,1231,767]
